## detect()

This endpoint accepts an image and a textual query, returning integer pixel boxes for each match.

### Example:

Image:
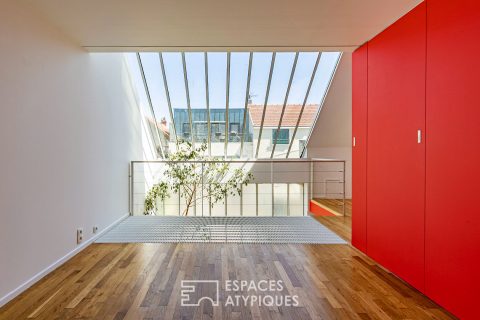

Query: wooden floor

[312,198,352,242]
[0,219,455,320]
[313,215,352,242]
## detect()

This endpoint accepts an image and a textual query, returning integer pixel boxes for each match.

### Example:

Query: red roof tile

[247,104,319,127]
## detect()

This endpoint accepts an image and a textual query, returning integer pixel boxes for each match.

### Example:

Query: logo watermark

[181,280,220,306]
[180,280,299,307]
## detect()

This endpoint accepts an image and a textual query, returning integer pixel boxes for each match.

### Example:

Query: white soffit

[20,0,422,52]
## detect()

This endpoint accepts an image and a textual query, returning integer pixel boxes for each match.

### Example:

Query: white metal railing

[129,159,345,217]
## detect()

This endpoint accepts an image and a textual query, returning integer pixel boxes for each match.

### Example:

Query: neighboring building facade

[171,108,252,158]
[173,108,253,143]
[162,105,318,158]
[248,104,318,158]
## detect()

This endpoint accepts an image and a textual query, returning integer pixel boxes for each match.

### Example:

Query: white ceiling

[20,0,422,52]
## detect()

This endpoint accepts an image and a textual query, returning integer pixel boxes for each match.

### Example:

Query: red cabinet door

[367,3,426,291]
[352,44,368,252]
[425,0,480,318]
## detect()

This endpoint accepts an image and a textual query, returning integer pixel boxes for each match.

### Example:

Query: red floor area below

[309,200,336,217]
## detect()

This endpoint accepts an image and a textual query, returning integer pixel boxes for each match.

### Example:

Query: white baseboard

[0,213,129,308]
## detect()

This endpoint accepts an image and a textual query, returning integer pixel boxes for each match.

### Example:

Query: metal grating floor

[96,216,346,244]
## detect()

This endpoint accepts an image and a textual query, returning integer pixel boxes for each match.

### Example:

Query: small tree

[145,141,253,216]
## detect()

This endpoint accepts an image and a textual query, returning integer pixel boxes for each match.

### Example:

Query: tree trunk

[183,187,196,216]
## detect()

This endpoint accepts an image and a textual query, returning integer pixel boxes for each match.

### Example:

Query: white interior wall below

[306,53,352,199]
[0,1,142,305]
[308,147,352,199]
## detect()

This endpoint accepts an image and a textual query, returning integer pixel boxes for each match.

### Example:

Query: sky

[125,51,341,126]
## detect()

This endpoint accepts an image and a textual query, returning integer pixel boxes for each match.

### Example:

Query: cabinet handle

[353,137,356,147]
[417,130,422,144]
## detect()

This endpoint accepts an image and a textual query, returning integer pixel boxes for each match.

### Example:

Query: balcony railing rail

[129,158,345,217]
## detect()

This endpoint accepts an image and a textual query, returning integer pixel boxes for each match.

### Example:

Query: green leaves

[144,141,253,215]
[144,181,169,214]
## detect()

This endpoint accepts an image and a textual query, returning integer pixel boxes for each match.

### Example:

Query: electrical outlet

[77,228,83,244]
[93,226,98,234]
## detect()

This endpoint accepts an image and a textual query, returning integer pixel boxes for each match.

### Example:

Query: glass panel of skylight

[272,52,319,158]
[125,53,163,159]
[226,52,249,158]
[295,52,341,158]
[206,52,227,158]
[256,52,296,159]
[184,53,208,147]
[127,51,340,161]
[138,52,177,155]
[162,52,190,143]
[246,52,273,159]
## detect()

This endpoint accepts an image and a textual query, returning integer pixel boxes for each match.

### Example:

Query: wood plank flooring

[0,233,455,319]
[312,215,352,242]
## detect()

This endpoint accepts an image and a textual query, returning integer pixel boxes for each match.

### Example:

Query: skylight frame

[130,50,340,160]
[158,52,179,148]
[270,52,299,158]
[224,52,231,159]
[136,53,166,159]
[299,52,342,158]
[285,52,321,158]
[239,52,253,159]
[254,52,276,158]
[181,52,195,145]
[204,52,212,156]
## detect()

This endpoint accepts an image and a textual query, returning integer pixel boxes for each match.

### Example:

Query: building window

[211,122,225,142]
[272,129,289,144]
[194,122,208,141]
[229,122,241,142]
[182,123,191,138]
[230,122,240,134]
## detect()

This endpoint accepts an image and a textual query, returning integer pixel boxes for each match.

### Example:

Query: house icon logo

[180,280,220,307]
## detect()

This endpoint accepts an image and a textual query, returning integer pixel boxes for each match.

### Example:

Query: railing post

[209,183,212,217]
[129,162,133,215]
[302,182,305,216]
[225,192,228,217]
[256,183,258,216]
[201,163,204,217]
[225,160,228,217]
[308,160,314,202]
[287,183,290,216]
[343,160,346,217]
[162,162,166,216]
[240,184,243,216]
[271,161,274,216]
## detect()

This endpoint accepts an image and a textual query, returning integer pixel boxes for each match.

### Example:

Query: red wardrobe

[352,0,480,318]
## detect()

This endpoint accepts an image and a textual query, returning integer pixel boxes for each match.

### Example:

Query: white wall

[309,147,352,199]
[0,1,142,305]
[252,127,310,159]
[307,53,352,198]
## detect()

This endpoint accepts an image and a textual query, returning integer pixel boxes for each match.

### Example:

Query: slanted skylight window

[125,51,341,160]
